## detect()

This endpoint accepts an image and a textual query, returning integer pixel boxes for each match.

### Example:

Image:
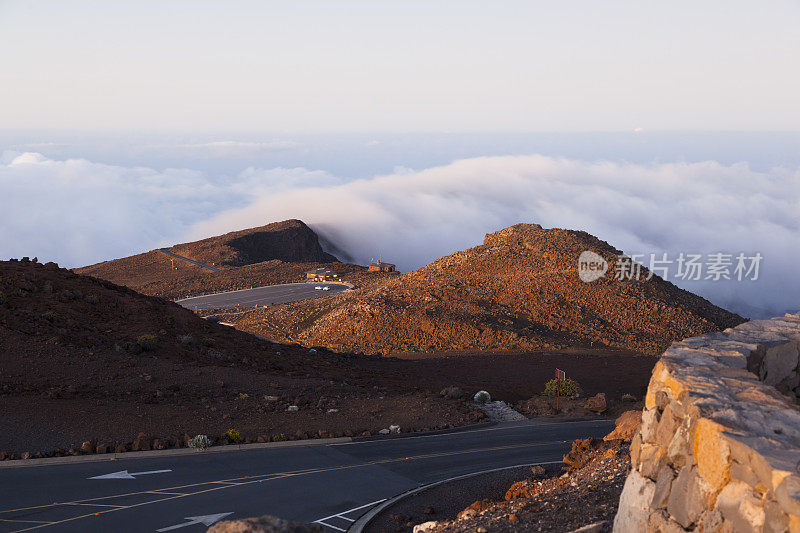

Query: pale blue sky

[2,0,798,132]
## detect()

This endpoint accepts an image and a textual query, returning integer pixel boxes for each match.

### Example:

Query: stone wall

[614,312,800,532]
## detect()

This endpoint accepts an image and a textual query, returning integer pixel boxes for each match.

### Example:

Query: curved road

[0,419,613,532]
[175,283,349,311]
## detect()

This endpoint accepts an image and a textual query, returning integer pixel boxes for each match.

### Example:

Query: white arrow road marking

[156,513,233,532]
[88,469,173,480]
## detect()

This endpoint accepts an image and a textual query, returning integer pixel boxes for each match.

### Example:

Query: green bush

[237,392,249,400]
[273,433,288,442]
[543,378,581,397]
[188,434,211,450]
[136,334,158,351]
[41,310,57,322]
[0,291,7,307]
[225,428,241,442]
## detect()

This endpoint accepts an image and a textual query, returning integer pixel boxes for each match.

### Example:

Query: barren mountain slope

[235,224,744,355]
[0,259,482,456]
[75,219,355,298]
[169,219,338,267]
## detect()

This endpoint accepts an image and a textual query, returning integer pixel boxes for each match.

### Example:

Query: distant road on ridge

[175,282,349,310]
[158,248,220,272]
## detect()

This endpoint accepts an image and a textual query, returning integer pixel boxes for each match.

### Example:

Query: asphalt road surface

[0,419,613,533]
[158,249,220,272]
[175,283,349,310]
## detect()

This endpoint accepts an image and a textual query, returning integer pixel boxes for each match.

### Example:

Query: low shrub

[188,434,211,450]
[273,433,288,442]
[136,334,158,351]
[225,428,241,442]
[237,392,249,400]
[41,310,57,322]
[0,291,7,307]
[543,377,582,397]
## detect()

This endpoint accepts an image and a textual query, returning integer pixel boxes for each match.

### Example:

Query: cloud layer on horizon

[2,151,798,318]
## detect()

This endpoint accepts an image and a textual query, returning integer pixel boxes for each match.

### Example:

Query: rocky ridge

[75,219,355,299]
[238,224,744,355]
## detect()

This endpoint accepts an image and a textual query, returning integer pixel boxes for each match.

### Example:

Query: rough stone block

[651,465,675,510]
[640,444,667,480]
[730,460,762,489]
[693,418,731,501]
[761,342,800,386]
[631,432,643,466]
[655,404,680,447]
[647,510,687,533]
[776,476,800,517]
[716,480,766,533]
[641,407,660,443]
[666,421,691,469]
[613,470,656,533]
[667,466,708,529]
[764,500,790,533]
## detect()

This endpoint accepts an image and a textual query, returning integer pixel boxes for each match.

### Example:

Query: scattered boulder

[563,438,602,470]
[286,405,299,412]
[584,393,607,413]
[604,410,642,442]
[96,443,111,454]
[207,515,323,533]
[80,440,96,454]
[531,465,547,477]
[473,390,491,403]
[389,424,401,434]
[413,521,438,533]
[131,433,151,451]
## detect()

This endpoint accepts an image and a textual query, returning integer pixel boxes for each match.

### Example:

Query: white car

[322,286,330,291]
[314,286,323,290]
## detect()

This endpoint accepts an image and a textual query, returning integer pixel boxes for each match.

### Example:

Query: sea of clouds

[2,150,798,318]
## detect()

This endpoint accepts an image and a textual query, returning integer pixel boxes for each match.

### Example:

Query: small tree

[543,378,581,397]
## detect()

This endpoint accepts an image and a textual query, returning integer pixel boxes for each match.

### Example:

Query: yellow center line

[62,503,125,509]
[3,439,569,532]
[0,520,54,524]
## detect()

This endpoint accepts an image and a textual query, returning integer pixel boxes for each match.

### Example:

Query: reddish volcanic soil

[0,258,654,459]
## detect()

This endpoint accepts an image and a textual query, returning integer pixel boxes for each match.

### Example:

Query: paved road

[175,283,349,310]
[158,249,220,272]
[0,419,613,533]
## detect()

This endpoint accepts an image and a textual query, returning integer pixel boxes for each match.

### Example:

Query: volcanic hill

[233,223,745,355]
[76,219,361,298]
[0,258,487,456]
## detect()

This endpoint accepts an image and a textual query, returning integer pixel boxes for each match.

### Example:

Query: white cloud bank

[2,151,798,318]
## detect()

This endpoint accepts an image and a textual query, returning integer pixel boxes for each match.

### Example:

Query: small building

[306,268,339,281]
[368,260,396,273]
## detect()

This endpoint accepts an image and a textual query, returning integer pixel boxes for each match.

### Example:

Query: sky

[1,1,799,319]
[2,1,799,132]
